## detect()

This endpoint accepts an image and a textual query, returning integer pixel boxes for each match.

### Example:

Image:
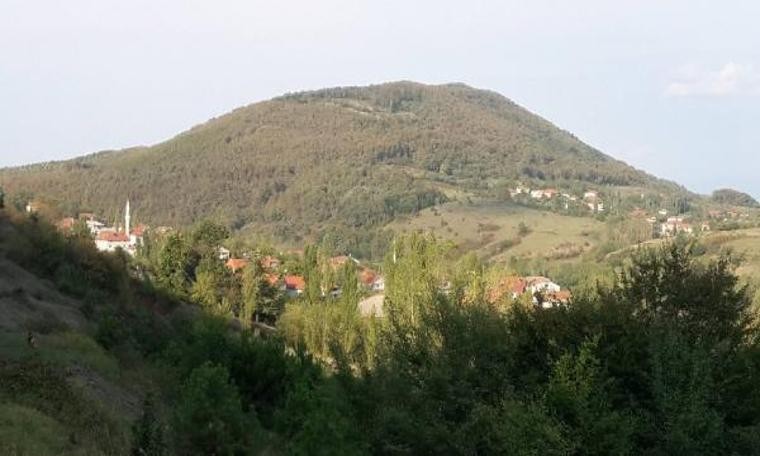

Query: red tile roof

[264,273,280,286]
[284,275,306,291]
[359,269,377,286]
[96,230,129,242]
[546,290,572,303]
[488,276,526,302]
[131,224,148,237]
[225,258,250,273]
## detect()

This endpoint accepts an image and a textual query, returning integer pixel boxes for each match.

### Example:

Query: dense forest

[0,82,685,249]
[2,205,760,455]
[712,188,760,208]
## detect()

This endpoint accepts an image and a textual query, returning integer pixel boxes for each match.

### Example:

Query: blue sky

[2,0,759,197]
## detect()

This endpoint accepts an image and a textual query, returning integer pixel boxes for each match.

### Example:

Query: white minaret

[124,199,131,237]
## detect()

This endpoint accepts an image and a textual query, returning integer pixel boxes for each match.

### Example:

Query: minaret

[124,199,131,238]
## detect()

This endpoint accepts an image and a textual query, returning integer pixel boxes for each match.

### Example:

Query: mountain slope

[0,81,681,239]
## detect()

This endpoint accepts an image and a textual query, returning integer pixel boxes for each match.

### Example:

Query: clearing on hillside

[388,201,606,263]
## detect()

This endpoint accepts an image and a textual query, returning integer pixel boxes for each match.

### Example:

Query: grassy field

[387,201,607,264]
[714,229,760,282]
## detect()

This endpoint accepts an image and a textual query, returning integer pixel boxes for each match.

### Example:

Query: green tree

[240,259,264,326]
[302,245,323,303]
[173,362,252,455]
[0,185,4,209]
[546,337,635,455]
[612,241,751,345]
[191,220,230,248]
[648,331,725,455]
[156,233,194,297]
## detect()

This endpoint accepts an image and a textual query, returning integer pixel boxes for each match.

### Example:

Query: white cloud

[665,62,760,97]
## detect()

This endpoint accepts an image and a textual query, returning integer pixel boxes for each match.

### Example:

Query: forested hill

[0,81,680,238]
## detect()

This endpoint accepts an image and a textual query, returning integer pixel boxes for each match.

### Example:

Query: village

[32,187,756,322]
[509,183,753,239]
[37,198,577,317]
[510,184,606,213]
[32,189,755,322]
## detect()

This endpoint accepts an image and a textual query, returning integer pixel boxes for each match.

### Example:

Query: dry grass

[388,201,605,263]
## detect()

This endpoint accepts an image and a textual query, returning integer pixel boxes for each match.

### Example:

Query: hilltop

[712,188,760,208]
[0,81,685,249]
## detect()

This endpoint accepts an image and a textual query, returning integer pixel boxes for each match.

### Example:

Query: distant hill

[711,188,760,208]
[0,81,683,246]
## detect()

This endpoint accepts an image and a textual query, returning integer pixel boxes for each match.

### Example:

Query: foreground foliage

[2,210,760,455]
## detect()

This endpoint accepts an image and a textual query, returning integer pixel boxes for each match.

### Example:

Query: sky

[1,0,759,198]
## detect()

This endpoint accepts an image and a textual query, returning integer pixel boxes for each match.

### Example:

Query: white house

[660,217,693,237]
[583,191,599,201]
[94,200,145,255]
[86,219,106,234]
[95,230,131,252]
[530,189,545,199]
[524,276,561,294]
[371,276,385,292]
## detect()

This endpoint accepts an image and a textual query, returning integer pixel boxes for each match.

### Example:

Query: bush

[173,362,256,455]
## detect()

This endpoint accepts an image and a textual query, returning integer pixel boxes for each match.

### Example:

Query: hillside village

[26,186,758,322]
[35,197,577,316]
[508,183,755,239]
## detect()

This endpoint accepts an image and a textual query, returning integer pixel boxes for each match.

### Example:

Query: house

[93,200,145,255]
[658,209,669,217]
[359,269,376,287]
[583,191,604,212]
[25,201,42,214]
[543,290,572,308]
[583,191,599,201]
[523,277,566,308]
[218,247,231,261]
[524,276,561,295]
[542,188,559,199]
[530,189,558,200]
[510,184,530,198]
[225,258,250,273]
[660,217,693,237]
[359,269,385,291]
[130,224,147,245]
[95,230,131,252]
[370,276,385,292]
[488,275,569,308]
[86,219,106,234]
[283,275,306,297]
[488,276,527,303]
[587,201,604,213]
[701,222,711,232]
